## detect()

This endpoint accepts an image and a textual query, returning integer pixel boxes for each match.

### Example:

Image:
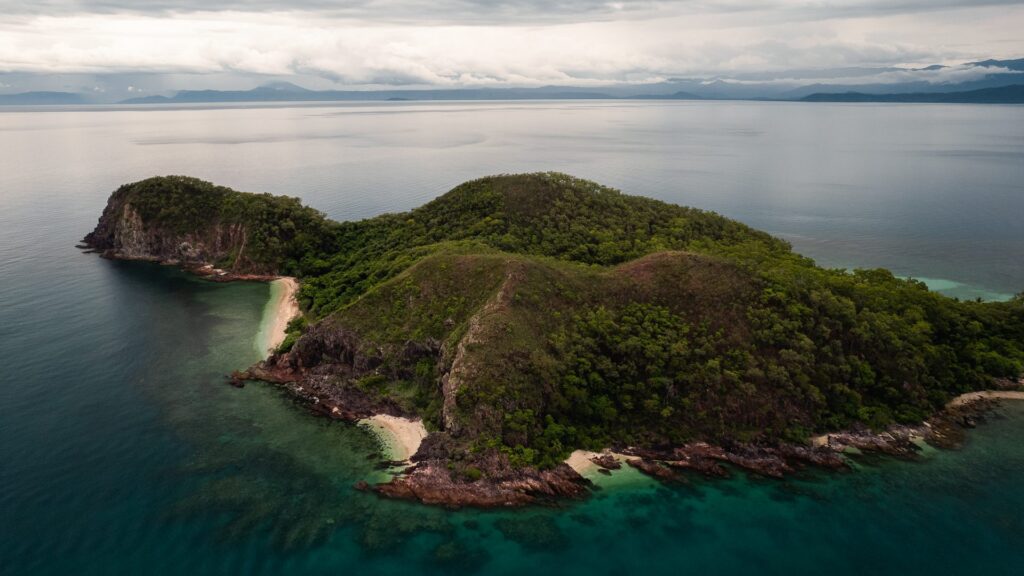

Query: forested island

[84,174,1024,506]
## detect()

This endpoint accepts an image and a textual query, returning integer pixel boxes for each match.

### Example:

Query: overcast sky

[1,1,1023,91]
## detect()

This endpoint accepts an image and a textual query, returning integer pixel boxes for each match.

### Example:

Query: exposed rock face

[284,324,379,374]
[244,291,1008,508]
[816,425,927,456]
[625,441,846,482]
[376,461,589,508]
[439,266,522,434]
[235,367,409,423]
[626,458,677,480]
[621,395,1019,485]
[247,340,595,508]
[85,200,264,274]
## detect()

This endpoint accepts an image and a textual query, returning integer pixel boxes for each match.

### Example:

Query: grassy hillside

[91,173,1024,472]
[297,173,785,316]
[306,243,1023,469]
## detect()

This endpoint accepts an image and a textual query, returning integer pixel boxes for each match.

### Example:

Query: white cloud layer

[1,1,1022,87]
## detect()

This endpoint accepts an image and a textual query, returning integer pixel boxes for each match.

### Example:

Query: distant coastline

[6,57,1024,107]
[5,85,1021,107]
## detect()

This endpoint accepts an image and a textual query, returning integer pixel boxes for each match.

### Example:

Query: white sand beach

[361,414,429,462]
[257,277,300,358]
[811,388,1024,447]
[565,450,638,475]
[946,390,1024,408]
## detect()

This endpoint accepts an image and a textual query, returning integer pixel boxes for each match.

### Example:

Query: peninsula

[84,174,1024,506]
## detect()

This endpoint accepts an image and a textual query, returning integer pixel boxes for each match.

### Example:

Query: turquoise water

[2,101,1023,574]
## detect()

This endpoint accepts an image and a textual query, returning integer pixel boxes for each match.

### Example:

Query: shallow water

[1,101,1023,575]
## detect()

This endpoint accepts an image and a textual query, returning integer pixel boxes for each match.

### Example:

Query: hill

[85,173,1024,505]
[119,84,619,104]
[801,84,1024,104]
[0,91,89,105]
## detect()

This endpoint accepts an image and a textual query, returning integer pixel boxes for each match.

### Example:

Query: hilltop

[85,173,1024,505]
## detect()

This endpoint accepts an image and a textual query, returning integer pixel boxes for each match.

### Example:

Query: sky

[1,1,1023,95]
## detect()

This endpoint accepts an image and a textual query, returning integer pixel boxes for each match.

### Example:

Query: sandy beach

[946,390,1024,408]
[565,449,638,475]
[262,277,299,357]
[361,414,429,462]
[811,388,1024,447]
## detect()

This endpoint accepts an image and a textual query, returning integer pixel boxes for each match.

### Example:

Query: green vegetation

[106,173,1024,469]
[104,176,337,275]
[298,173,785,316]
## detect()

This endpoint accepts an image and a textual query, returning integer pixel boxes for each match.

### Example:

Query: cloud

[3,1,1024,24]
[0,1,1022,87]
[719,64,1022,87]
[0,14,675,85]
[0,1,663,24]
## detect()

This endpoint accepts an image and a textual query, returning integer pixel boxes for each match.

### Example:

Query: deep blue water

[1,101,1023,575]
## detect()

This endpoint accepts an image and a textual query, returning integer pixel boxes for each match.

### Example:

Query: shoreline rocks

[376,461,591,508]
[234,359,1022,507]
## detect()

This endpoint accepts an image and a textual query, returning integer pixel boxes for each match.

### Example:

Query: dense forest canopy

[96,174,1024,469]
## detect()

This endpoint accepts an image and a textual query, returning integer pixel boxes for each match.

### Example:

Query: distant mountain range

[801,84,1024,104]
[117,81,630,104]
[0,91,88,105]
[2,58,1022,106]
[118,84,707,104]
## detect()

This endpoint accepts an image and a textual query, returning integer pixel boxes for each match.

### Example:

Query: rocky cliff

[85,199,252,270]
[84,175,335,276]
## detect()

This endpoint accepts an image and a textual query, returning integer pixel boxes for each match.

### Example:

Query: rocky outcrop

[241,349,1017,507]
[624,441,846,482]
[234,366,411,423]
[88,201,243,264]
[590,453,621,470]
[237,288,1019,508]
[282,324,379,374]
[438,266,523,433]
[626,458,678,480]
[620,393,1021,485]
[376,461,589,508]
[83,195,279,276]
[815,425,927,456]
[813,394,1017,455]
[243,317,1014,507]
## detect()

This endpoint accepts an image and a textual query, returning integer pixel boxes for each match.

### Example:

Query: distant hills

[2,58,1023,106]
[802,84,1024,104]
[119,82,627,104]
[118,84,707,104]
[970,58,1024,71]
[0,91,88,105]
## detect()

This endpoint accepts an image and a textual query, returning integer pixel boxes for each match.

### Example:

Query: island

[83,173,1024,506]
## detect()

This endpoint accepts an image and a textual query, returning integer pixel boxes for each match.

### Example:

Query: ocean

[1,100,1022,575]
